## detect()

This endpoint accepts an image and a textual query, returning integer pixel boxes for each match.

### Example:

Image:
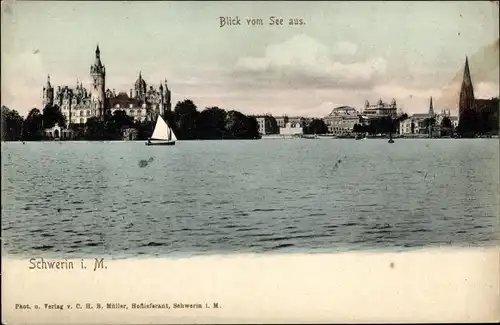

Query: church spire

[463,56,472,86]
[96,44,100,58]
[429,96,434,116]
[459,56,475,118]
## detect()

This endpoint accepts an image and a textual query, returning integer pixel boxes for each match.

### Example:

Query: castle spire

[96,44,100,58]
[46,74,52,88]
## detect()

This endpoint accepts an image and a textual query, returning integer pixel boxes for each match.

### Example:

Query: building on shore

[361,98,398,120]
[42,45,172,128]
[253,115,275,135]
[279,122,304,136]
[275,116,306,129]
[458,56,499,130]
[322,106,360,135]
[44,124,74,139]
[399,97,458,136]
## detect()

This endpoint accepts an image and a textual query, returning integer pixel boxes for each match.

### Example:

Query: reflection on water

[1,139,499,258]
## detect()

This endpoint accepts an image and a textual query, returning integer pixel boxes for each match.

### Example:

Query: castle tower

[458,56,475,119]
[90,44,106,117]
[134,72,147,99]
[164,79,171,113]
[428,96,435,117]
[159,82,164,117]
[42,75,54,107]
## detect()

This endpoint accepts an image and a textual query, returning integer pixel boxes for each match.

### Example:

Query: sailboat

[145,115,177,146]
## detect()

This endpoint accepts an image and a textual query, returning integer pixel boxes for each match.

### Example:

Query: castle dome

[135,72,146,89]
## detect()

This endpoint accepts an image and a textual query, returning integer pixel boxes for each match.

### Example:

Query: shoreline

[3,245,499,262]
[2,136,499,143]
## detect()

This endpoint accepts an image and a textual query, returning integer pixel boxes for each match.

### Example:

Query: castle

[42,45,172,126]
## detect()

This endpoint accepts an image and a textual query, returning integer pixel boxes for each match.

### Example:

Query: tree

[268,115,279,134]
[84,117,105,140]
[225,110,260,139]
[174,100,199,140]
[304,119,328,134]
[42,104,66,129]
[457,109,479,137]
[397,113,409,122]
[23,108,44,140]
[196,106,228,139]
[422,117,436,134]
[1,106,24,141]
[440,116,452,128]
[100,110,135,139]
[135,120,154,140]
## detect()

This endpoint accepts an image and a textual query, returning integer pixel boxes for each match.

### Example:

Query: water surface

[2,139,498,258]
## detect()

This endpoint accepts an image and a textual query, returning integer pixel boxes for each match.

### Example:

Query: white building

[361,98,398,120]
[275,116,305,129]
[44,124,74,139]
[399,98,458,135]
[279,122,303,136]
[322,106,360,134]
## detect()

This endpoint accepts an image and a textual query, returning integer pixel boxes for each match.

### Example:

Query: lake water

[1,139,499,258]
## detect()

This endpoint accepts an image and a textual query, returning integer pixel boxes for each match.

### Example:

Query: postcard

[1,1,499,324]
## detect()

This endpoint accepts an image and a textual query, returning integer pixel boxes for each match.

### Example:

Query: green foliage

[3,98,262,142]
[458,107,499,137]
[84,117,105,140]
[268,116,279,134]
[1,106,24,141]
[353,116,397,135]
[304,119,328,134]
[23,108,44,141]
[440,116,452,128]
[135,120,154,140]
[170,100,260,140]
[174,100,199,140]
[42,104,66,129]
[196,107,228,139]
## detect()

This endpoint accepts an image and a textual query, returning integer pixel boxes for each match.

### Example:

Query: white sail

[169,126,177,141]
[151,115,177,141]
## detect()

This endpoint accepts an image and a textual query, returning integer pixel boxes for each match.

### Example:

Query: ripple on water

[32,245,55,250]
[266,243,295,250]
[141,242,166,247]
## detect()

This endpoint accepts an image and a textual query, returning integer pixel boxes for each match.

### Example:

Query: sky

[1,1,499,118]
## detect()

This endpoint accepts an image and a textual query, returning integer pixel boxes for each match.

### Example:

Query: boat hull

[145,141,176,146]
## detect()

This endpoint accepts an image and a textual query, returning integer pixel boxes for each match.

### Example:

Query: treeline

[352,114,409,135]
[457,101,499,137]
[165,100,260,140]
[1,104,66,141]
[1,99,261,141]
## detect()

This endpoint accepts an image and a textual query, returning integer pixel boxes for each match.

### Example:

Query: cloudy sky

[2,1,499,117]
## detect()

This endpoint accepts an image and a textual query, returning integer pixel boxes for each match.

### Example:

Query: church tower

[90,44,106,117]
[428,96,435,117]
[458,56,475,119]
[42,75,54,107]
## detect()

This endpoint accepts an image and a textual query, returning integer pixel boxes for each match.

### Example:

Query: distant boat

[145,115,177,146]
